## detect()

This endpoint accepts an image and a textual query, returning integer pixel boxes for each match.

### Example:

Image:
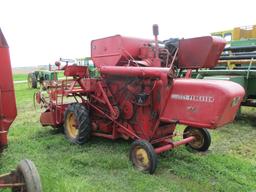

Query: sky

[0,0,255,67]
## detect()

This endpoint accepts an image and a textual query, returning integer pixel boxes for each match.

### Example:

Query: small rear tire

[129,140,157,174]
[12,159,42,192]
[183,126,211,152]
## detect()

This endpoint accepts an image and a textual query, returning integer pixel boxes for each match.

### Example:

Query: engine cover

[178,36,226,69]
[161,79,245,128]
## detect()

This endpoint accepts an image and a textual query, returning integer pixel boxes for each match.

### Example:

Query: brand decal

[231,97,240,107]
[171,94,214,103]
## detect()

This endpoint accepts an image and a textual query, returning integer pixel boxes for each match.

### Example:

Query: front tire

[64,103,91,144]
[183,126,211,152]
[12,159,42,192]
[129,140,157,174]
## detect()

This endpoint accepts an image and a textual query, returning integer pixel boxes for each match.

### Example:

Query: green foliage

[0,83,256,191]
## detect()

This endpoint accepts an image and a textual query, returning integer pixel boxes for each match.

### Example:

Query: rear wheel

[64,103,91,144]
[129,140,157,174]
[183,126,211,152]
[12,159,42,192]
[27,73,37,89]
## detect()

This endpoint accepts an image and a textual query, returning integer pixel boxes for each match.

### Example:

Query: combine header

[37,25,245,174]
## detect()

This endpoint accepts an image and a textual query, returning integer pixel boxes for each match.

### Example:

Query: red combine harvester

[37,25,245,174]
[0,28,42,191]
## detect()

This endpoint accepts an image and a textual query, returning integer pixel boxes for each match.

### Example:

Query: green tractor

[27,70,58,89]
[27,57,97,89]
[76,57,99,77]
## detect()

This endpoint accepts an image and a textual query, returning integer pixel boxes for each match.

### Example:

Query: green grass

[0,83,256,191]
[13,73,27,81]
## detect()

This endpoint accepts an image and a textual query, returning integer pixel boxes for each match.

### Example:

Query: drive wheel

[27,73,37,89]
[129,140,157,174]
[183,126,211,151]
[64,103,91,144]
[12,159,42,192]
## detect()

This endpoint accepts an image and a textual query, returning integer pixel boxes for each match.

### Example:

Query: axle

[154,136,195,154]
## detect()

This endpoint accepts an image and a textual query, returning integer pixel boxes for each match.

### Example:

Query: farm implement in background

[0,28,42,191]
[28,57,96,89]
[27,70,58,89]
[36,25,244,174]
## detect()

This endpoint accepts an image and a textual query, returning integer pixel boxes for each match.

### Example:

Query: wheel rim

[187,129,204,149]
[66,112,78,138]
[132,146,150,170]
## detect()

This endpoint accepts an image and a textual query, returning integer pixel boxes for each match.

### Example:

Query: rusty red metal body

[91,35,152,67]
[178,36,225,69]
[0,171,23,188]
[0,29,42,190]
[38,27,245,173]
[91,35,225,69]
[0,28,17,150]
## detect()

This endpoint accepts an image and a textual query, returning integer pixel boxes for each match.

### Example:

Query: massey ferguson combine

[0,28,42,191]
[37,25,245,174]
